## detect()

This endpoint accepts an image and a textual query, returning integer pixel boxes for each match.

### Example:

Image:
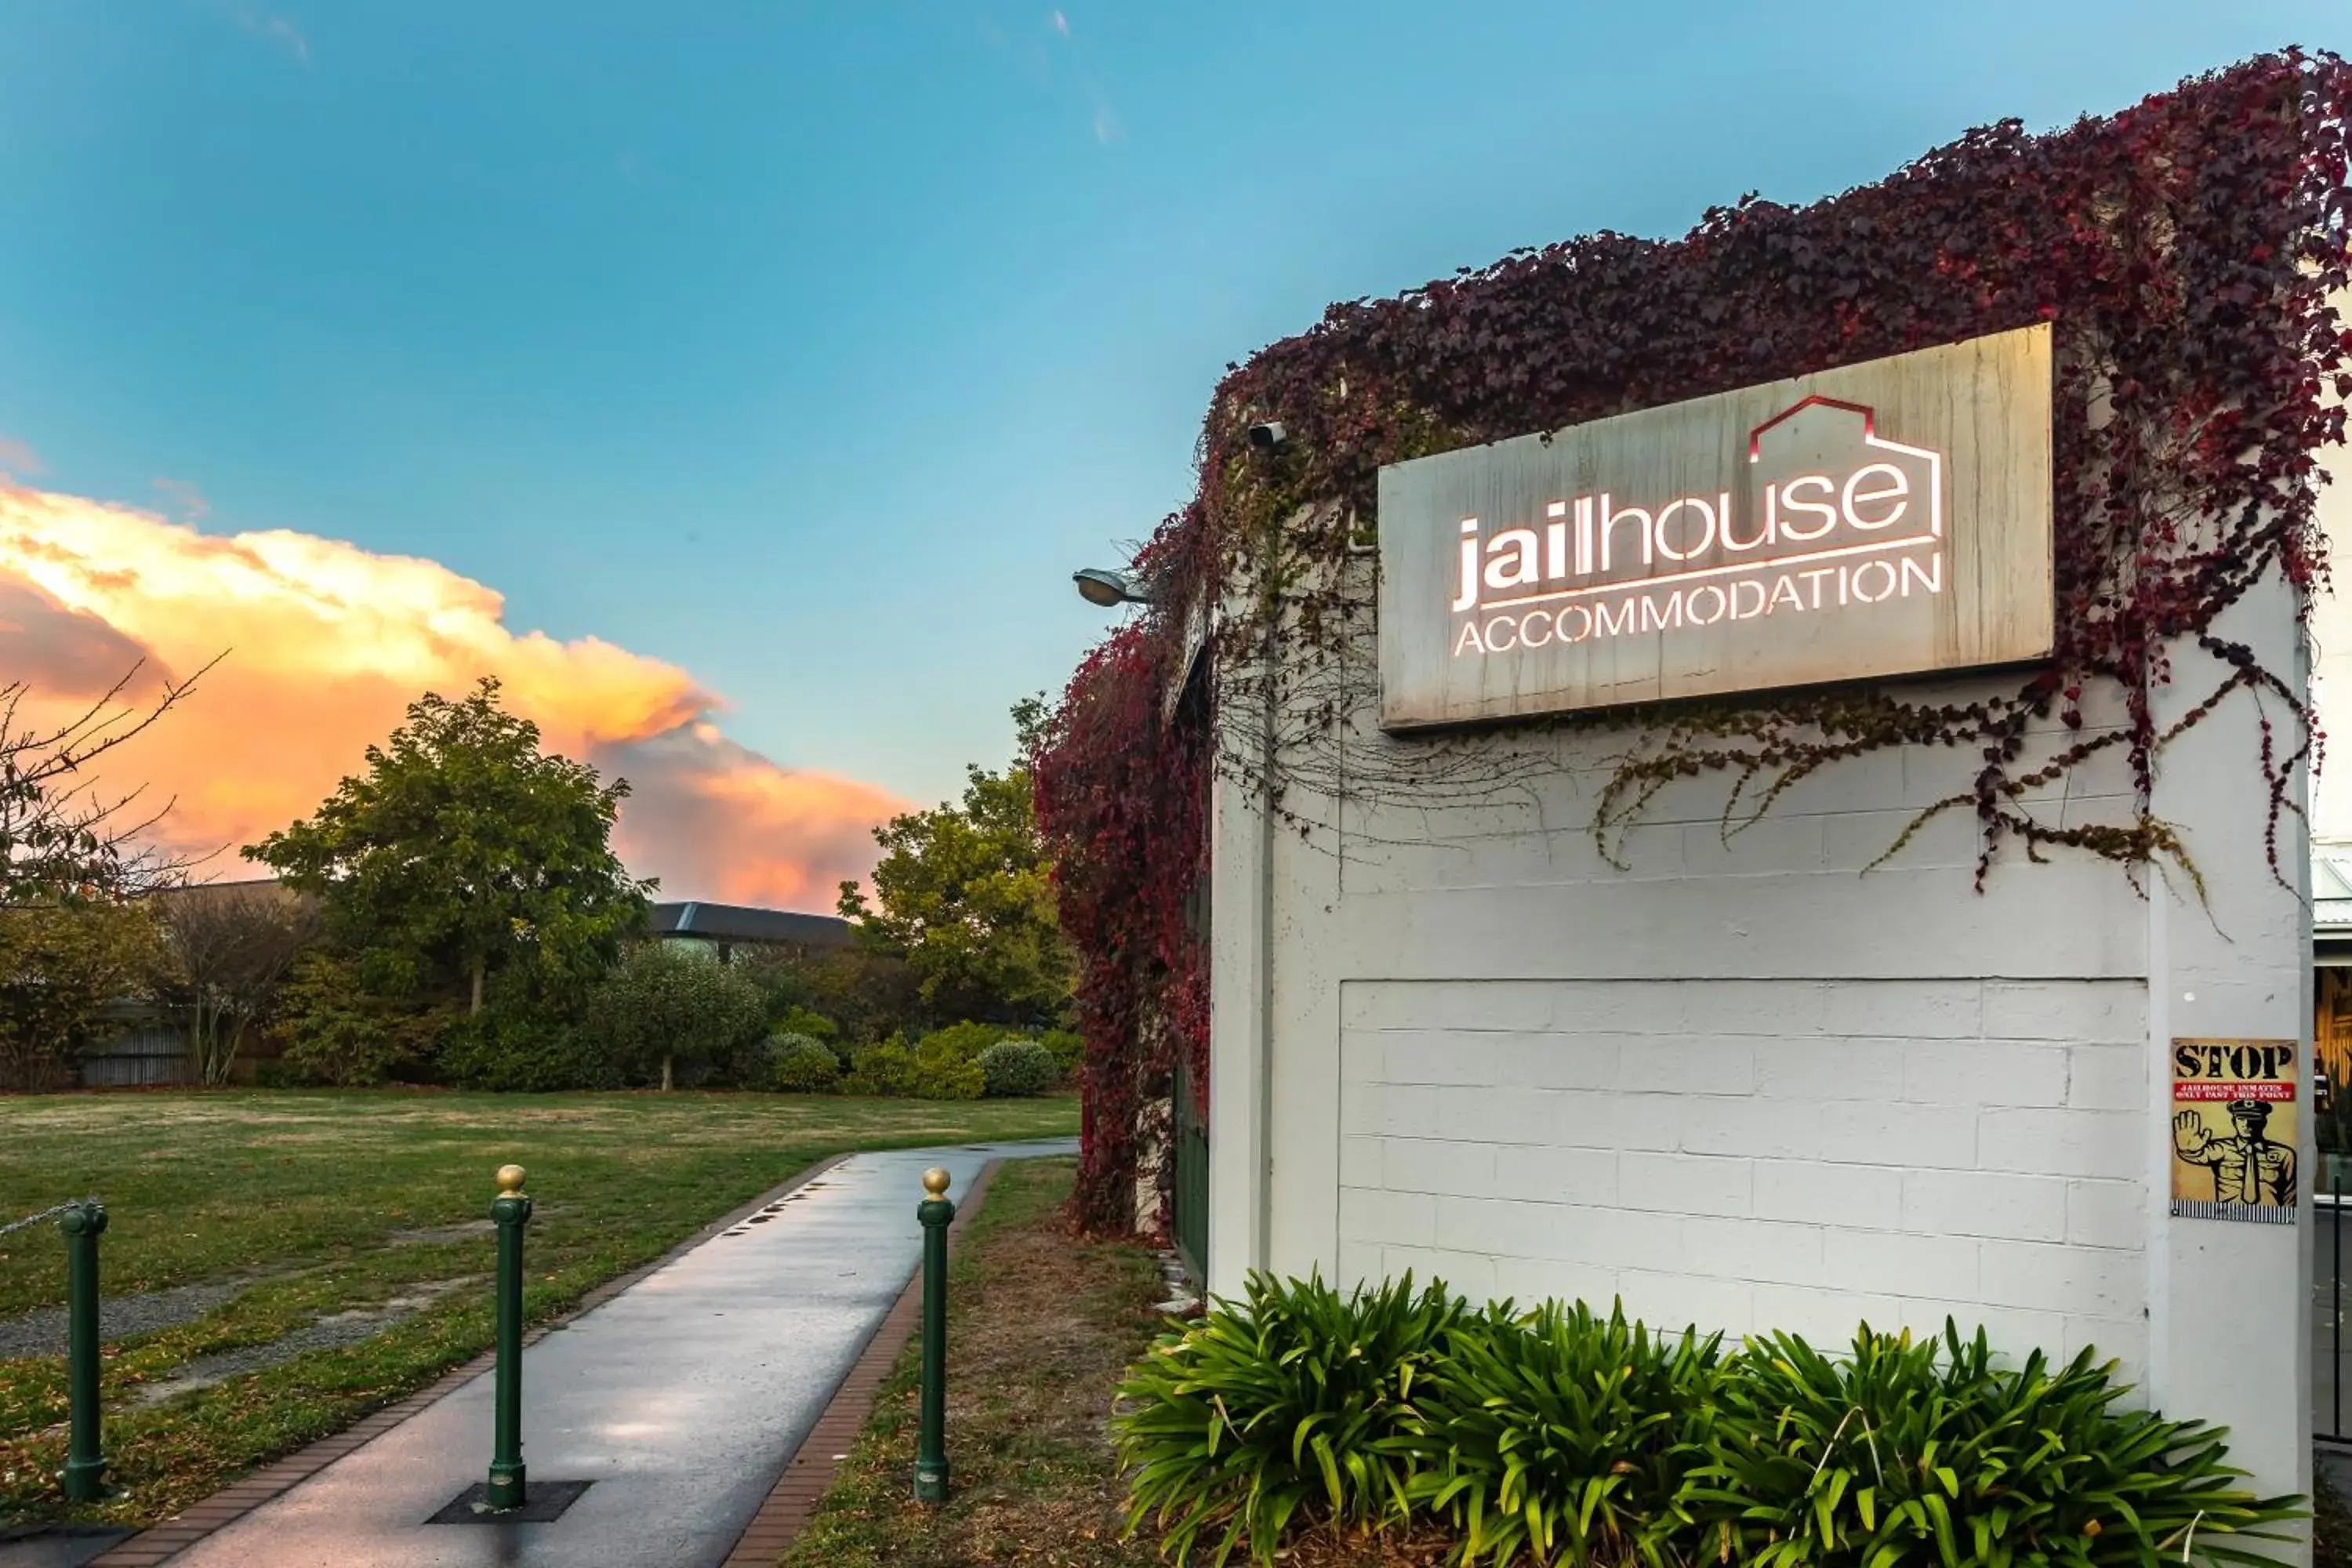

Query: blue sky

[2,0,2346,811]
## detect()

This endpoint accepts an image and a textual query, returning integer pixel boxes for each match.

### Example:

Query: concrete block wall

[1210,674,2159,1303]
[1334,976,2148,1370]
[1206,568,2310,1549]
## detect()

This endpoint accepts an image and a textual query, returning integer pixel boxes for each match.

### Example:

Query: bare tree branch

[0,655,224,905]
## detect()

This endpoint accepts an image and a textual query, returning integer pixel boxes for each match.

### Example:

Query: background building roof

[648,901,853,949]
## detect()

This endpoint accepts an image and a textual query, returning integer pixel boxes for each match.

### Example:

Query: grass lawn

[0,1088,1077,1528]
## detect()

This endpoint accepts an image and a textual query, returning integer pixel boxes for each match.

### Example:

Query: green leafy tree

[0,662,220,1091]
[247,678,652,1015]
[838,700,1073,1025]
[793,946,924,1044]
[0,899,169,1091]
[0,660,210,1091]
[583,940,769,1090]
[728,941,925,1047]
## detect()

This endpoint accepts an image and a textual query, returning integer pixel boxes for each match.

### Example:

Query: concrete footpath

[101,1137,1075,1568]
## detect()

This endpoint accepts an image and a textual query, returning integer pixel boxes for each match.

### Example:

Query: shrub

[1410,1299,1723,1566]
[1689,1320,2303,1568]
[774,1004,839,1044]
[912,1040,985,1100]
[1037,1026,1084,1080]
[841,1038,920,1097]
[979,1037,1059,1097]
[769,1032,841,1093]
[887,1022,996,1099]
[711,1030,780,1089]
[913,1020,1008,1066]
[1114,1271,1469,1565]
[439,1005,612,1092]
[277,949,442,1087]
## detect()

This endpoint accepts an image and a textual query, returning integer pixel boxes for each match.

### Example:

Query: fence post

[60,1200,107,1503]
[913,1167,954,1504]
[487,1164,532,1510]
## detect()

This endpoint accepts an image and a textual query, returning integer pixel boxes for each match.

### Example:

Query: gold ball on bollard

[922,1167,952,1199]
[496,1163,528,1197]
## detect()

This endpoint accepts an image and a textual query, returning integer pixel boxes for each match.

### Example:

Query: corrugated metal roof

[2316,853,2352,933]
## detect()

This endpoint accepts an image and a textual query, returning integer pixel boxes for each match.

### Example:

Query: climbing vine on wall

[1036,51,2352,1233]
[1032,617,1210,1232]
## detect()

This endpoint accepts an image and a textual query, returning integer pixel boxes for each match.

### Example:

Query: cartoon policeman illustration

[2172,1098,2297,1208]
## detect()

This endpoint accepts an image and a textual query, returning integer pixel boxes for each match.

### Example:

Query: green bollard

[486,1163,532,1511]
[60,1200,107,1504]
[913,1167,954,1504]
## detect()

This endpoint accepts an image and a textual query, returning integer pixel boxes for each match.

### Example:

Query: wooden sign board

[1375,325,2054,729]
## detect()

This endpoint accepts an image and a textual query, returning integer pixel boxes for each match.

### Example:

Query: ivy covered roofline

[1036,49,2352,1231]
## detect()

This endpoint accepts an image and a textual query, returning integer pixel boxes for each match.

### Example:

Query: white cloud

[0,478,906,908]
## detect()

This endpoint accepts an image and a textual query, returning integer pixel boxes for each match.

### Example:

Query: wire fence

[0,1200,97,1242]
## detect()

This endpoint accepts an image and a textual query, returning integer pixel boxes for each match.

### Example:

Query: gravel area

[134,1277,480,1403]
[0,1279,248,1359]
[386,1220,494,1246]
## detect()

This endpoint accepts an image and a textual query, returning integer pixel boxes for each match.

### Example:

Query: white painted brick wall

[1756,1160,1903,1229]
[1900,1171,2068,1242]
[1334,977,2148,1367]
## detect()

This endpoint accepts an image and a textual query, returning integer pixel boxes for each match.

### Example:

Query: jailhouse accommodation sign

[1375,325,2055,728]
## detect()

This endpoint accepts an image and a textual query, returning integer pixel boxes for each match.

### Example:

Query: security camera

[1248,421,1287,452]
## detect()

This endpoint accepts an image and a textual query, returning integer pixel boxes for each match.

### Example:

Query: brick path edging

[718,1157,1004,1568]
[88,1151,859,1568]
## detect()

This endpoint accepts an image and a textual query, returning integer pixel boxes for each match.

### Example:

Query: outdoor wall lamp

[1073,568,1155,608]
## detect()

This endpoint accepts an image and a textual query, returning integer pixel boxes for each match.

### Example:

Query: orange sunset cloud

[0,478,906,909]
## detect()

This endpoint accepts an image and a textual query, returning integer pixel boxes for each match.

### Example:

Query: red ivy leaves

[1031,623,1211,1234]
[1036,52,2352,1232]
